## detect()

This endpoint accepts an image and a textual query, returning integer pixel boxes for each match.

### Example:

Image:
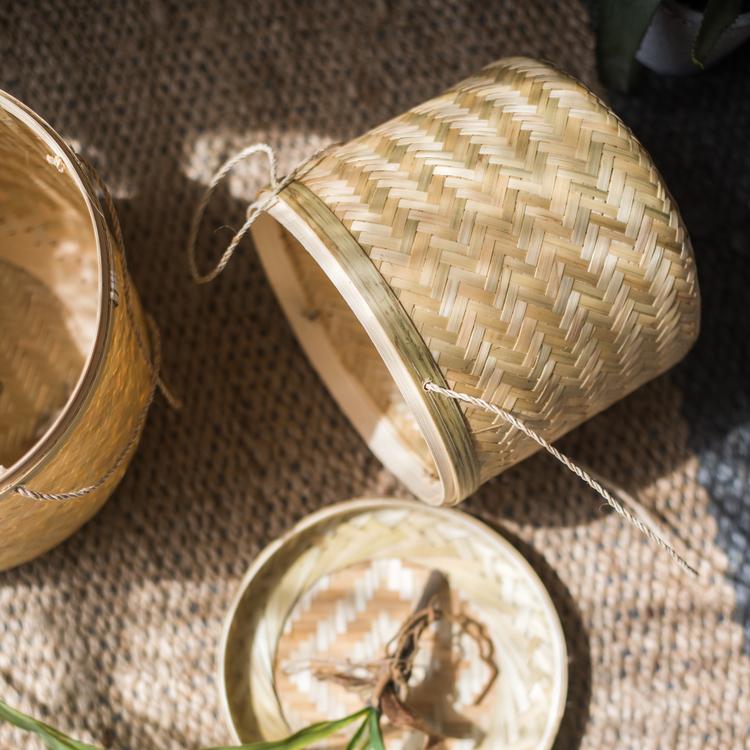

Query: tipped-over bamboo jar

[251,57,700,506]
[0,92,154,570]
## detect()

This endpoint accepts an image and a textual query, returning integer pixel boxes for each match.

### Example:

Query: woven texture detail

[299,58,699,483]
[0,2,748,749]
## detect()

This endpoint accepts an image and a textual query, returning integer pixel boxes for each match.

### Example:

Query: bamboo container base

[220,499,567,749]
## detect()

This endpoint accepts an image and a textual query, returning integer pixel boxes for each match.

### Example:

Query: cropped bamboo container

[0,92,153,570]
[252,57,700,505]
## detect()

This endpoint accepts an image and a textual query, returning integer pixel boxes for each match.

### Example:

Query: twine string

[424,381,698,577]
[186,142,337,284]
[373,600,497,709]
[11,155,179,501]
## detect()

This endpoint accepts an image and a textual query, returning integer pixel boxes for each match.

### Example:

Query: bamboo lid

[220,498,567,749]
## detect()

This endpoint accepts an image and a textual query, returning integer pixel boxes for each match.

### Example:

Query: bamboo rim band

[8,157,179,502]
[275,181,480,503]
[186,144,698,575]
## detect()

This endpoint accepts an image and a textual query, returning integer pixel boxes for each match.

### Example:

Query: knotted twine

[284,569,498,748]
[186,144,698,577]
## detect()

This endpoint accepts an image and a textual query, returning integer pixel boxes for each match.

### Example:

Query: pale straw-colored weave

[261,57,700,505]
[1,3,748,750]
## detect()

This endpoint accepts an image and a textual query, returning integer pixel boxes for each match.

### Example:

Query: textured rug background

[1,1,749,748]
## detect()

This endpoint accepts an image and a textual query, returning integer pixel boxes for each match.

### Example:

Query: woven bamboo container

[0,91,154,570]
[251,57,700,506]
[220,498,567,749]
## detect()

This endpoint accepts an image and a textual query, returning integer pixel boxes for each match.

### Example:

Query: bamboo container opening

[0,97,103,478]
[253,212,447,504]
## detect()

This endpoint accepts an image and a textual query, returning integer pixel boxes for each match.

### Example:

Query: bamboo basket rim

[218,497,568,748]
[254,188,480,506]
[0,90,113,494]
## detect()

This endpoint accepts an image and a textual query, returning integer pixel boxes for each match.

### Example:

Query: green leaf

[366,710,385,750]
[204,708,373,750]
[693,0,743,67]
[596,0,663,91]
[0,699,102,750]
[1,697,377,750]
[345,715,370,750]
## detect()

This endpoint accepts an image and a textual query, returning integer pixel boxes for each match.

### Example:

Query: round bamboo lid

[220,498,567,749]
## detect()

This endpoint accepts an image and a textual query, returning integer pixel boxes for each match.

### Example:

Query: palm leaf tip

[0,698,102,750]
[204,708,375,750]
[692,0,744,68]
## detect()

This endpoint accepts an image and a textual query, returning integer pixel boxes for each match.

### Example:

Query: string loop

[186,142,337,284]
[187,143,280,284]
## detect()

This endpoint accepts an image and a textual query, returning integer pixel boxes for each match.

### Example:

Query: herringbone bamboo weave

[252,57,700,505]
[0,92,153,570]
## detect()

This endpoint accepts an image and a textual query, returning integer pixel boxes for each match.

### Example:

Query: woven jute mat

[1,2,748,748]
